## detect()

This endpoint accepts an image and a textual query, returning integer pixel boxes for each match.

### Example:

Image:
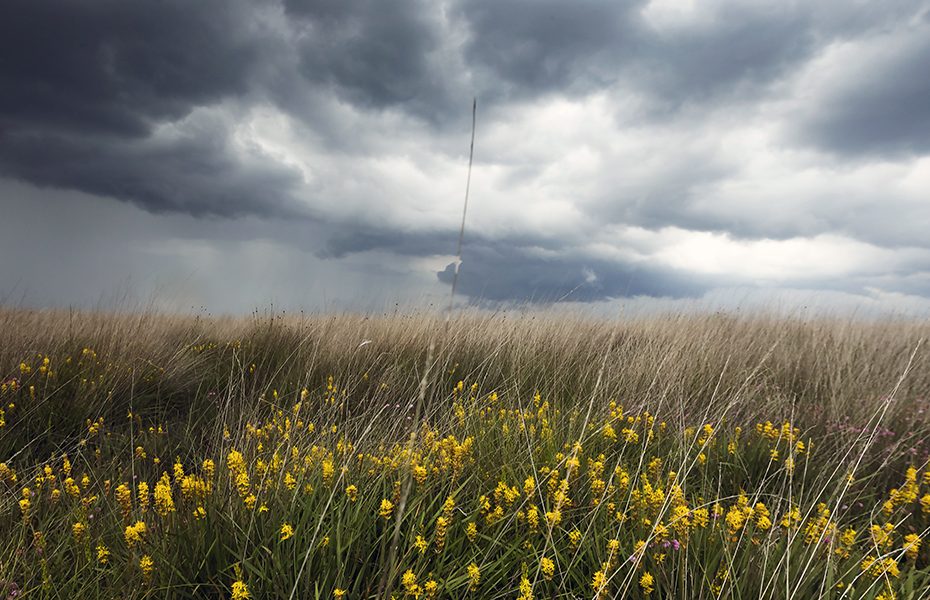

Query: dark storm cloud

[0,0,302,217]
[323,225,707,302]
[2,0,930,309]
[283,0,459,123]
[321,228,455,259]
[634,5,815,108]
[795,22,930,158]
[0,0,271,137]
[456,0,640,97]
[457,1,821,110]
[318,223,710,303]
[437,241,709,303]
[0,116,306,218]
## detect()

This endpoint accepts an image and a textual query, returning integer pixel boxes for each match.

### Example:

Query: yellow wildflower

[545,509,562,527]
[861,556,900,578]
[591,566,607,598]
[903,533,921,561]
[116,483,133,518]
[640,571,655,595]
[517,574,533,600]
[540,557,555,580]
[124,520,146,549]
[467,563,481,591]
[231,580,251,600]
[138,481,150,513]
[434,516,449,552]
[414,535,428,555]
[139,554,155,581]
[345,484,358,502]
[284,472,297,490]
[154,472,175,516]
[401,570,421,598]
[64,477,80,497]
[413,465,428,484]
[96,544,110,565]
[379,498,394,520]
[280,522,294,541]
[442,495,455,519]
[569,529,582,547]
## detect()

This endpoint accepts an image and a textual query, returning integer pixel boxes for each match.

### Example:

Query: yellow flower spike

[640,571,655,595]
[138,481,150,513]
[231,580,251,600]
[280,522,294,541]
[284,472,297,490]
[434,516,449,552]
[414,535,428,555]
[467,563,481,591]
[96,544,110,565]
[345,484,358,502]
[517,574,533,600]
[401,570,421,598]
[124,520,146,549]
[540,557,555,581]
[139,554,155,581]
[567,528,582,547]
[904,533,921,561]
[116,483,132,518]
[413,465,428,484]
[545,509,562,527]
[64,477,80,497]
[442,495,456,519]
[379,498,394,520]
[591,566,608,599]
[154,472,176,516]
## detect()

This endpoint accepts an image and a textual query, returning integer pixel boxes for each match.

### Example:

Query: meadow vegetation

[1,307,929,599]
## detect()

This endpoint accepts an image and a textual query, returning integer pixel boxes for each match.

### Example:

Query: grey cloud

[321,224,704,303]
[634,6,815,110]
[0,0,298,217]
[437,241,709,303]
[0,0,272,138]
[284,0,460,123]
[457,1,827,111]
[0,115,306,218]
[795,23,930,157]
[457,0,642,98]
[2,0,929,309]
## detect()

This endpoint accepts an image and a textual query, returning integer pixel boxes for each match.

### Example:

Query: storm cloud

[2,0,930,311]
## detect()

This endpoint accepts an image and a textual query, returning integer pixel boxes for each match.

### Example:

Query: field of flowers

[1,308,930,599]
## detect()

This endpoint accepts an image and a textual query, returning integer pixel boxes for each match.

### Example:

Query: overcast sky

[2,0,930,315]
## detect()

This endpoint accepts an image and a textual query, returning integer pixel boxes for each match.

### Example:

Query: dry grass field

[1,307,929,598]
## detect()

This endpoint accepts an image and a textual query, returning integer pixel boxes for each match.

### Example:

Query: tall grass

[0,307,928,598]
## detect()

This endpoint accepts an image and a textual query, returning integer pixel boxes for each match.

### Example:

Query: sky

[2,0,930,316]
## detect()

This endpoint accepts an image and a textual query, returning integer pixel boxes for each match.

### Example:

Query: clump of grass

[0,307,929,598]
